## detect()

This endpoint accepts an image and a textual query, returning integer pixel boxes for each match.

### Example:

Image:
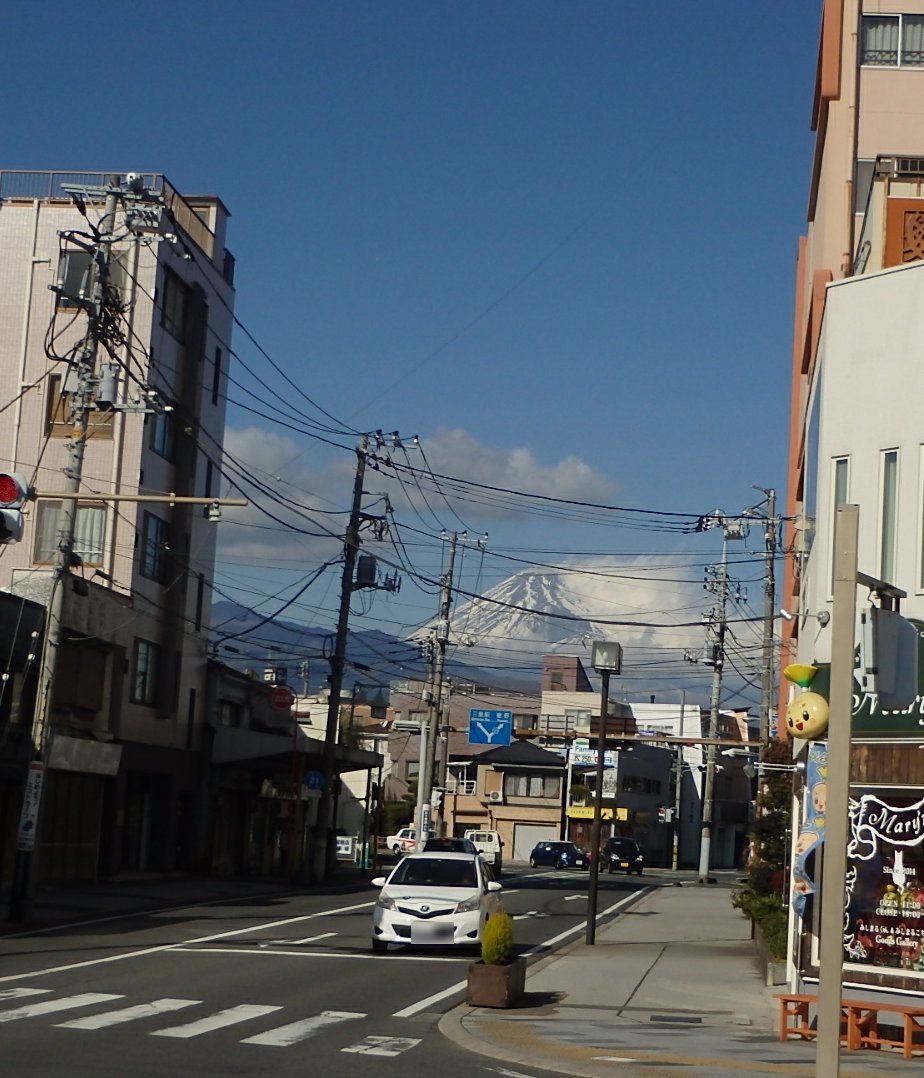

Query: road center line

[0,899,374,984]
[172,946,462,963]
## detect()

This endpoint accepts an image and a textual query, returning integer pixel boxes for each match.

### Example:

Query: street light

[586,640,622,946]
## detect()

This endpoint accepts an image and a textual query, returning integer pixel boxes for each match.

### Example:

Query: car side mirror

[371,877,387,888]
[487,881,502,892]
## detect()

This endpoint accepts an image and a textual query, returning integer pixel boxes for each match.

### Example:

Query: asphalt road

[0,864,651,1077]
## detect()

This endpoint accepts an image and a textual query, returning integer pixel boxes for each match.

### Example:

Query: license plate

[620,861,629,868]
[411,921,453,943]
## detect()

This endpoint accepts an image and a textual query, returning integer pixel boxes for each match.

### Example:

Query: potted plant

[466,911,526,1008]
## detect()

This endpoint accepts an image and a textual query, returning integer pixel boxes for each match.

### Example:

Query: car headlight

[376,893,397,911]
[455,895,481,913]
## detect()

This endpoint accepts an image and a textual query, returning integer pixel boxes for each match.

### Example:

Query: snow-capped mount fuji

[414,561,703,669]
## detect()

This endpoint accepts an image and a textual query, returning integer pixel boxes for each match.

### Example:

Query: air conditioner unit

[487,790,503,803]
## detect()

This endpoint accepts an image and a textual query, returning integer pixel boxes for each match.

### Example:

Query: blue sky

[6,3,821,704]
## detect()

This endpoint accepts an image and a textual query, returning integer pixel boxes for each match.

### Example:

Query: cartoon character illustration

[783,664,830,739]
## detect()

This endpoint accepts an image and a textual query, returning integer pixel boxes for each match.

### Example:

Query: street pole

[759,488,777,745]
[414,711,430,843]
[586,669,610,946]
[416,531,457,840]
[560,742,574,840]
[9,179,120,922]
[698,530,730,885]
[815,504,859,1078]
[314,434,368,881]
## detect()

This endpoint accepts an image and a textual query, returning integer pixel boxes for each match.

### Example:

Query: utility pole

[416,530,458,842]
[756,487,778,745]
[671,693,686,872]
[9,178,120,922]
[314,434,368,881]
[697,516,746,885]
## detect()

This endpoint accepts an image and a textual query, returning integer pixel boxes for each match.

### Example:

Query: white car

[385,826,434,855]
[371,852,504,953]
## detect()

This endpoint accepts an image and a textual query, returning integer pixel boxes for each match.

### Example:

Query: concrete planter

[466,956,526,1008]
[753,920,787,986]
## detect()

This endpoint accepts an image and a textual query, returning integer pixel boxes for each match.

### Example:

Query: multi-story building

[0,170,235,882]
[785,8,924,1000]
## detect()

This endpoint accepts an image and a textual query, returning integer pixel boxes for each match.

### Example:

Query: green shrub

[481,911,514,965]
[732,883,788,961]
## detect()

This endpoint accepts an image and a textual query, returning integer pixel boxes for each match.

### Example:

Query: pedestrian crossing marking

[152,1004,282,1039]
[342,1035,422,1056]
[56,998,200,1030]
[0,993,123,1023]
[241,1009,365,1047]
[0,988,51,1002]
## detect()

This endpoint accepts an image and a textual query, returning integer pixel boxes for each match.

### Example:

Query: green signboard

[810,619,924,738]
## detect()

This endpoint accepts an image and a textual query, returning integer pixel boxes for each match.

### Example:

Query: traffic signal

[0,473,29,544]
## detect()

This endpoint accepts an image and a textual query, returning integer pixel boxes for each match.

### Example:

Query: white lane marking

[394,887,652,1019]
[486,1068,538,1078]
[0,888,304,939]
[0,899,375,984]
[241,1009,365,1047]
[564,895,582,901]
[152,1004,282,1039]
[593,1057,636,1063]
[342,1035,422,1056]
[0,988,50,1001]
[57,998,199,1030]
[171,947,462,963]
[0,993,123,1022]
[282,932,337,945]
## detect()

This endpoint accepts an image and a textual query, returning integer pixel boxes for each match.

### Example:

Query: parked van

[463,829,503,871]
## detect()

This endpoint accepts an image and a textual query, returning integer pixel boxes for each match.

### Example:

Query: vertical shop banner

[792,743,828,917]
[844,789,924,971]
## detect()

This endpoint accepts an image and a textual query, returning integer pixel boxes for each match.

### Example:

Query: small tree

[481,912,514,965]
[748,737,793,897]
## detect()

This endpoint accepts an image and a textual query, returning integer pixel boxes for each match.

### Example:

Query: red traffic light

[0,473,28,506]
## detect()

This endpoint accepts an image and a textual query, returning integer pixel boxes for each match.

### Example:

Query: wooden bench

[776,992,924,1059]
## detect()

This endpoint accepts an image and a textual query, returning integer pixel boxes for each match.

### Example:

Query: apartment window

[503,773,560,799]
[33,501,106,566]
[131,638,161,706]
[211,347,222,405]
[880,450,899,582]
[161,268,188,340]
[195,573,205,632]
[861,14,924,67]
[204,460,214,499]
[150,408,176,460]
[831,457,850,594]
[140,511,169,582]
[45,374,113,439]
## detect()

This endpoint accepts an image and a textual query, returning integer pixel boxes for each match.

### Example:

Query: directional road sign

[468,708,514,746]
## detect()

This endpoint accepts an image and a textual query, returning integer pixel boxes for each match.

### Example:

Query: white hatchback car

[371,852,504,953]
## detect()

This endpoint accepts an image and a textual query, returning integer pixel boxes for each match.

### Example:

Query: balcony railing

[446,779,476,795]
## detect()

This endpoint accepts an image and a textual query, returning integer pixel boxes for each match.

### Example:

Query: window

[33,501,106,566]
[44,374,113,439]
[56,249,93,308]
[131,638,160,705]
[880,450,899,582]
[204,460,214,499]
[211,347,222,405]
[831,456,850,594]
[219,700,244,727]
[195,574,205,632]
[161,268,188,340]
[140,511,169,582]
[861,14,924,67]
[503,773,560,799]
[150,408,176,460]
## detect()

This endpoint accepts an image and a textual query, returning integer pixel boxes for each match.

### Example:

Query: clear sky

[5,2,822,706]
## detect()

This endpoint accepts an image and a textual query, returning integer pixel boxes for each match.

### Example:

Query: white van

[385,827,434,854]
[464,829,503,872]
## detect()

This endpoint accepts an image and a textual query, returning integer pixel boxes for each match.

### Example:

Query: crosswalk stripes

[57,998,200,1030]
[152,1004,282,1039]
[0,990,421,1055]
[241,1009,365,1047]
[342,1035,422,1057]
[0,994,123,1023]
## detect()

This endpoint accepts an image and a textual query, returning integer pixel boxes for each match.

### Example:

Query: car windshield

[608,840,639,853]
[389,857,478,888]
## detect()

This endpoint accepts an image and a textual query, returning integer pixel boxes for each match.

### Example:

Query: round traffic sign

[271,685,296,710]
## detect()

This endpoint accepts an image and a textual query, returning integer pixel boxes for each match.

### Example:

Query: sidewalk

[441,879,922,1078]
[0,866,370,936]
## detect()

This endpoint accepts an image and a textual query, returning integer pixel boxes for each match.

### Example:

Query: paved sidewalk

[0,867,370,936]
[441,879,923,1078]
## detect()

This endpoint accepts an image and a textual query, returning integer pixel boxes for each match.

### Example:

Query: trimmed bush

[481,911,514,965]
[732,883,788,961]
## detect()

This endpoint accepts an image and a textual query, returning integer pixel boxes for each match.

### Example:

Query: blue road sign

[468,708,514,746]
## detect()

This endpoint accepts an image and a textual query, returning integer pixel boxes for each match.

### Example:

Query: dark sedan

[529,840,590,870]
